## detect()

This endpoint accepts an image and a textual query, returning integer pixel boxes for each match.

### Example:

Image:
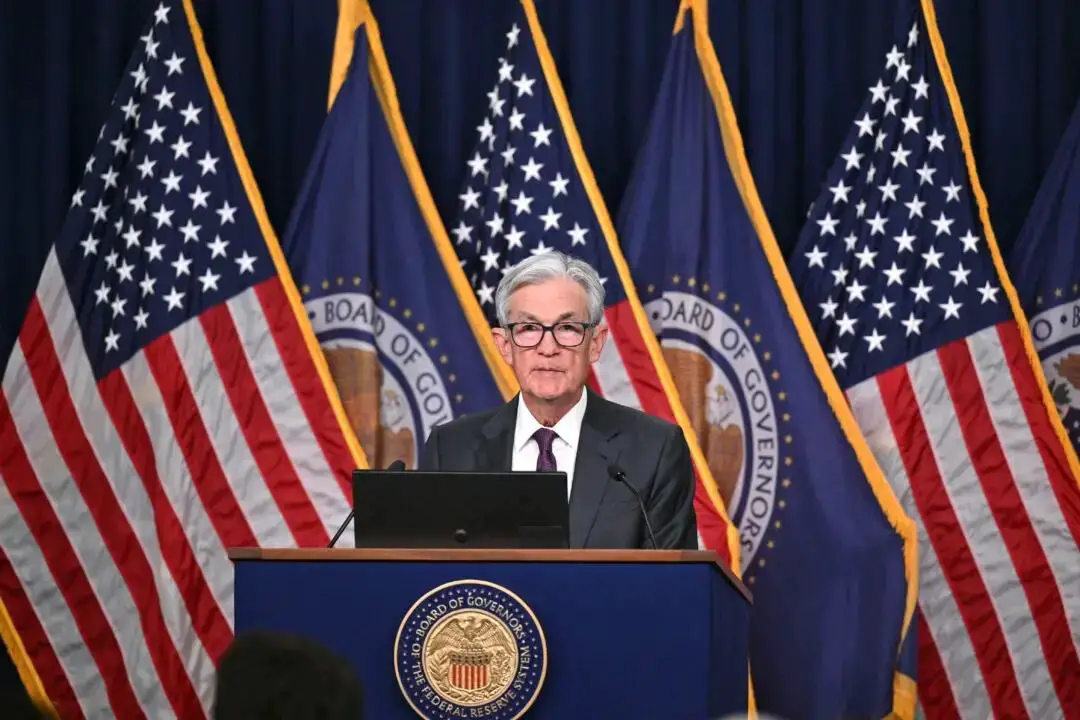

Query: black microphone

[607,463,658,549]
[328,459,406,548]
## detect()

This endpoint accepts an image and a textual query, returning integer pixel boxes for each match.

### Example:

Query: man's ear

[493,327,513,366]
[588,324,608,364]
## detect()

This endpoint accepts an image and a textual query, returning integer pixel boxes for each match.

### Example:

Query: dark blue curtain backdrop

[2,0,1079,705]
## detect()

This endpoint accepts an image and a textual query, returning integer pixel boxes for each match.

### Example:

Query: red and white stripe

[846,320,1080,719]
[0,250,356,718]
[590,299,734,562]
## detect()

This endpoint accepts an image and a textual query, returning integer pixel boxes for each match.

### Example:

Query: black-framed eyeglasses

[504,321,596,348]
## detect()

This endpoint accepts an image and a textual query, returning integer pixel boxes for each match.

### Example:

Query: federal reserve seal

[1029,296,1080,449]
[394,580,547,720]
[645,288,789,576]
[303,285,455,468]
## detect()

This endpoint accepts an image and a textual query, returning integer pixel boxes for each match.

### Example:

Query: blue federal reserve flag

[615,2,917,718]
[1009,98,1080,455]
[282,3,515,469]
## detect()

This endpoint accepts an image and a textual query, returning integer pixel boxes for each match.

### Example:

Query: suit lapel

[475,397,517,472]
[568,391,620,548]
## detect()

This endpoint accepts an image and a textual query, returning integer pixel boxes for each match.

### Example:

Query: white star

[162,170,182,193]
[121,98,137,120]
[198,269,221,293]
[912,75,929,99]
[110,296,127,318]
[927,129,946,152]
[506,24,520,48]
[831,266,849,286]
[116,259,135,283]
[165,53,185,76]
[817,212,839,236]
[133,308,149,330]
[153,86,175,110]
[855,246,877,268]
[105,329,121,352]
[451,222,472,245]
[90,200,109,224]
[151,204,174,228]
[540,207,562,230]
[884,96,900,117]
[217,201,237,225]
[510,191,533,215]
[869,79,889,103]
[910,279,932,304]
[846,279,868,302]
[828,347,849,369]
[128,191,148,214]
[842,233,859,251]
[80,234,99,256]
[508,108,526,131]
[105,250,119,269]
[841,147,863,170]
[139,273,156,297]
[171,253,192,277]
[164,287,185,311]
[500,145,517,166]
[529,123,552,147]
[530,240,552,256]
[477,282,495,305]
[922,245,944,269]
[931,212,954,236]
[235,252,256,274]
[895,58,911,82]
[829,180,851,204]
[959,230,980,253]
[101,167,119,189]
[819,297,839,319]
[977,281,999,304]
[521,158,544,182]
[916,163,937,186]
[144,237,165,262]
[485,212,505,236]
[486,87,505,117]
[878,178,900,202]
[137,156,156,179]
[549,173,569,197]
[904,196,926,218]
[883,262,906,286]
[874,129,888,152]
[901,312,923,336]
[836,312,858,336]
[908,22,919,48]
[459,187,481,211]
[866,164,878,184]
[130,63,148,91]
[805,245,827,268]
[514,74,535,97]
[189,185,210,209]
[864,328,886,352]
[866,212,888,235]
[885,45,904,69]
[872,297,896,319]
[154,2,170,24]
[855,113,876,137]
[122,226,142,248]
[467,152,488,178]
[567,223,589,246]
[480,247,501,272]
[890,144,911,167]
[504,226,524,250]
[110,133,129,156]
[207,235,229,258]
[476,117,495,144]
[939,296,962,319]
[497,58,514,83]
[94,281,111,305]
[949,262,971,286]
[943,180,962,202]
[197,152,219,175]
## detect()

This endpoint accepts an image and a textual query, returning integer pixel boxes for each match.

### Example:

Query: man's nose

[537,331,561,355]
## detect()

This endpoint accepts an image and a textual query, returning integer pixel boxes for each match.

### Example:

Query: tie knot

[532,427,557,454]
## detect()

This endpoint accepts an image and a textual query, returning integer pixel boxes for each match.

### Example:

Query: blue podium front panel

[232,559,749,719]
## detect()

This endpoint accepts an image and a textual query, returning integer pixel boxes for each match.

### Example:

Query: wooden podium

[229,548,751,719]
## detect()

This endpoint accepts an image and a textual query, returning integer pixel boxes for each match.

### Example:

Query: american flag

[790,4,1080,718]
[450,0,738,563]
[0,1,361,717]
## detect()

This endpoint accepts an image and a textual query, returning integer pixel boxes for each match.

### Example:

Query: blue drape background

[2,0,1079,706]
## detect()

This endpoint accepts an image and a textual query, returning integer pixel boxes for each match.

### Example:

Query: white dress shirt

[510,389,588,499]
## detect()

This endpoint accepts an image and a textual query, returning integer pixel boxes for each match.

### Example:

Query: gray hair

[494,251,605,326]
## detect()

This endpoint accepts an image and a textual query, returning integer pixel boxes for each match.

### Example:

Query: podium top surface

[228,548,751,602]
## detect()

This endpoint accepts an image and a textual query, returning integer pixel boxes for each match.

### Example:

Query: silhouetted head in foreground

[212,631,363,720]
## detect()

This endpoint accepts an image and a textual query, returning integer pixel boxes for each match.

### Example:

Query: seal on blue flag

[394,580,547,720]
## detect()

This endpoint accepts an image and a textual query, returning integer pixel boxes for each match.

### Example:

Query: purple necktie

[533,428,558,471]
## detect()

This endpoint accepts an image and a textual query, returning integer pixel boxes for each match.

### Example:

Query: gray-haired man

[419,251,697,549]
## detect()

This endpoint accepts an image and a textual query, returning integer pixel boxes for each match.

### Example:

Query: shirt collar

[513,389,588,451]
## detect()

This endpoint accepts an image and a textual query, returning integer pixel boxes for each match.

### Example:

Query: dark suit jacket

[418,389,698,549]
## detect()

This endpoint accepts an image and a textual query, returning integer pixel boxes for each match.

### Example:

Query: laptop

[351,469,570,549]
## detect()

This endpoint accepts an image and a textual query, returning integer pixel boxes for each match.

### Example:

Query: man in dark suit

[420,251,698,549]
